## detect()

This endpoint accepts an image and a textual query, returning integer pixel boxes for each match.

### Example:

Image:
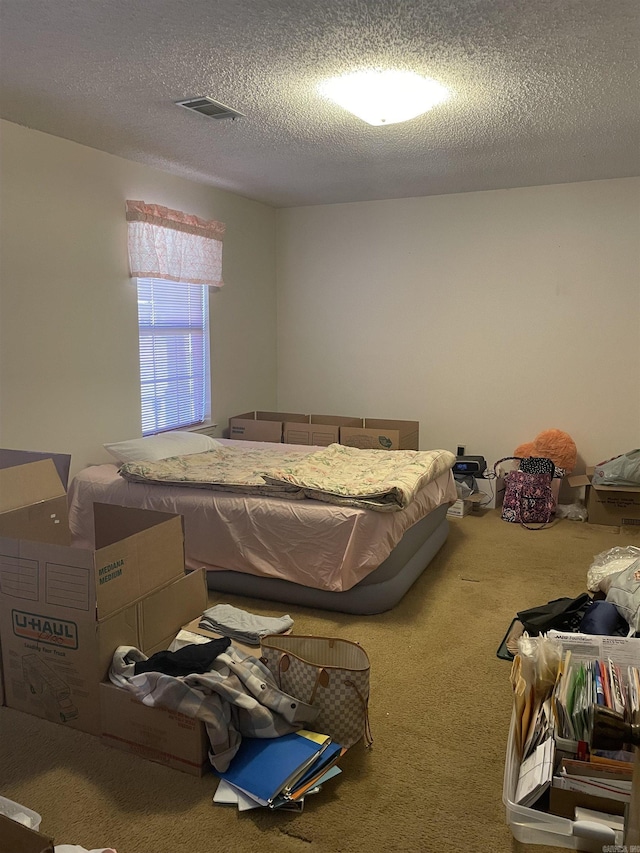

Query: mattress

[204,503,451,615]
[67,439,456,605]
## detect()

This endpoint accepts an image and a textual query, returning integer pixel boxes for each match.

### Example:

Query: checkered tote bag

[260,635,372,748]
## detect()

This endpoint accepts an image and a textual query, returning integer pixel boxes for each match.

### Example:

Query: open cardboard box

[228,412,420,450]
[228,411,308,443]
[340,418,420,451]
[100,679,210,776]
[99,609,243,777]
[0,813,54,853]
[284,414,362,447]
[0,452,206,734]
[568,467,640,527]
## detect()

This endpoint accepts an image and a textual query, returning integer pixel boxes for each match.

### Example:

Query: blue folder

[214,730,335,807]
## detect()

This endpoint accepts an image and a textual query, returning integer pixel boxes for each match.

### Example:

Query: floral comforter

[118,444,456,511]
[262,444,456,510]
[118,446,308,498]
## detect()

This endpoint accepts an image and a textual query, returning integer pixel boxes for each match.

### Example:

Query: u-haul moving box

[0,457,207,735]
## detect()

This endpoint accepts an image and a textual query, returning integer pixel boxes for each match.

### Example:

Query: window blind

[137,278,208,435]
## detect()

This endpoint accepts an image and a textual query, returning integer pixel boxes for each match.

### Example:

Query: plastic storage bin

[503,713,623,851]
[0,794,42,830]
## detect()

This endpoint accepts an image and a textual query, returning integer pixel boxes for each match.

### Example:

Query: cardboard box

[340,427,399,451]
[0,452,72,708]
[0,813,54,853]
[255,411,308,423]
[0,458,70,545]
[310,415,363,428]
[282,416,358,447]
[340,418,419,451]
[100,682,209,776]
[0,448,71,490]
[228,411,308,443]
[0,563,207,735]
[569,467,640,527]
[365,418,419,450]
[0,458,203,733]
[283,422,338,446]
[447,499,473,518]
[548,778,627,820]
[137,567,209,655]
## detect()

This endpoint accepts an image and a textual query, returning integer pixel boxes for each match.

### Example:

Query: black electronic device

[452,455,487,476]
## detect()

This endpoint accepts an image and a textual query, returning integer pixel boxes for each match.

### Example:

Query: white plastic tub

[0,794,42,830]
[503,713,622,851]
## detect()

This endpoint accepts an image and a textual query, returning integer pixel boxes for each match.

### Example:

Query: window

[137,278,209,435]
[125,199,225,436]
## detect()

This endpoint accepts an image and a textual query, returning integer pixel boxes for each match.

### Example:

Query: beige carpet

[0,510,636,853]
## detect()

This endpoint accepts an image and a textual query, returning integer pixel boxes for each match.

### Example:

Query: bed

[67,438,457,614]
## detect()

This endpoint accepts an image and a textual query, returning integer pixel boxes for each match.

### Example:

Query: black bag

[519,457,556,477]
[517,593,593,635]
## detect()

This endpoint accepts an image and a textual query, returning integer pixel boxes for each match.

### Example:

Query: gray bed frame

[205,503,450,615]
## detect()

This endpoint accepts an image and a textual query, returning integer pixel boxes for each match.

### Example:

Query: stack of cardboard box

[0,451,210,776]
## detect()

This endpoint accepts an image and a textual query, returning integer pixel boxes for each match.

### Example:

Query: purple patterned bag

[495,457,556,529]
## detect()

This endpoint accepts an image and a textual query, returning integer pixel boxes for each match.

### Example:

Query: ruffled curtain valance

[126,200,225,288]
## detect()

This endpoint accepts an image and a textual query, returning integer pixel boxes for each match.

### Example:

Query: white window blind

[137,278,208,435]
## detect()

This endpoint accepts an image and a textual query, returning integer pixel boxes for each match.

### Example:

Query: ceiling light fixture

[317,69,450,127]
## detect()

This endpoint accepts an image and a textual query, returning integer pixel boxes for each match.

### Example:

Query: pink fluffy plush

[514,429,577,473]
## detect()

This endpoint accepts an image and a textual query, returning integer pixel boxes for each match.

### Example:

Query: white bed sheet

[68,439,456,593]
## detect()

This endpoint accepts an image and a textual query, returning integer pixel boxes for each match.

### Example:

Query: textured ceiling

[1,0,638,208]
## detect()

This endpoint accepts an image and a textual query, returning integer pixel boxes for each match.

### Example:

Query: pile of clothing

[109,604,317,772]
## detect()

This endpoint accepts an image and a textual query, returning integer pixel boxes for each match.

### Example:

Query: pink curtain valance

[126,200,225,288]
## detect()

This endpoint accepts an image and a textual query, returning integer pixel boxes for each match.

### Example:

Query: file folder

[214,729,333,807]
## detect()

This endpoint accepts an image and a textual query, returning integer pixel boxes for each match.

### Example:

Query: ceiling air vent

[175,96,244,121]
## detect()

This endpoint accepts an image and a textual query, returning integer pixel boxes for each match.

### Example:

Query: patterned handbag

[260,635,373,748]
[495,456,556,529]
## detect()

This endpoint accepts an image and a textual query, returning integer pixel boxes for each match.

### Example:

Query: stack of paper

[552,758,633,804]
[551,650,639,743]
[212,729,346,811]
[515,736,555,807]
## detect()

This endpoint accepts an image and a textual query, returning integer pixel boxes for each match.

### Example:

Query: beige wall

[1,119,638,482]
[276,179,640,470]
[0,120,278,477]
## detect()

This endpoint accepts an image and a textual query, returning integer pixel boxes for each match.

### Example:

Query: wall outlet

[456,445,466,457]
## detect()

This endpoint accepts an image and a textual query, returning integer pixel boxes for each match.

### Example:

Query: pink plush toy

[514,429,577,473]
